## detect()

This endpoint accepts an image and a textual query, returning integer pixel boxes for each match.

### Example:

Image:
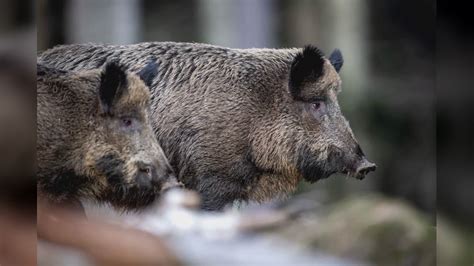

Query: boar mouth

[296,145,376,182]
[300,164,374,182]
[341,169,365,180]
[104,184,159,209]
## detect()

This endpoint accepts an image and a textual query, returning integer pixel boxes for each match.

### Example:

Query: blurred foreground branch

[37,198,180,266]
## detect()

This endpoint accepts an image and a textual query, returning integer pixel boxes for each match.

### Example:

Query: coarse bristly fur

[37,61,180,210]
[39,42,376,211]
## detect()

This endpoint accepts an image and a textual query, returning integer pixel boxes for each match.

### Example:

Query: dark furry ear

[99,61,127,115]
[137,58,158,88]
[289,45,325,99]
[329,49,343,72]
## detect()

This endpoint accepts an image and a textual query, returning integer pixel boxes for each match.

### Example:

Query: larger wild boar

[39,42,376,210]
[37,61,180,210]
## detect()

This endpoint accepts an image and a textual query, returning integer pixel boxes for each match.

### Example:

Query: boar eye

[121,117,133,128]
[309,100,327,120]
[312,102,322,110]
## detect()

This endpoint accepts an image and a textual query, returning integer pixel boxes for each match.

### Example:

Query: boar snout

[135,160,182,191]
[353,157,376,180]
[135,161,156,189]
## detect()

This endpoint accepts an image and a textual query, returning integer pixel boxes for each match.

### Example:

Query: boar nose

[355,158,377,179]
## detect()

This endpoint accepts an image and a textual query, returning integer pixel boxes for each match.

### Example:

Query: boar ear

[289,45,325,100]
[99,61,127,115]
[137,58,158,88]
[329,49,343,72]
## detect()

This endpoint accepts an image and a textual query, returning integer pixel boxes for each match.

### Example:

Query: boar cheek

[96,153,126,186]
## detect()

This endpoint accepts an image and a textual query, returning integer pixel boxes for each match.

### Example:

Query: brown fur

[37,62,179,210]
[39,42,376,210]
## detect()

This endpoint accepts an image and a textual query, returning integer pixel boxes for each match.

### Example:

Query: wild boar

[39,42,376,210]
[37,61,181,210]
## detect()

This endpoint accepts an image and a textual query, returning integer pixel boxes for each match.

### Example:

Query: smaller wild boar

[37,61,181,210]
